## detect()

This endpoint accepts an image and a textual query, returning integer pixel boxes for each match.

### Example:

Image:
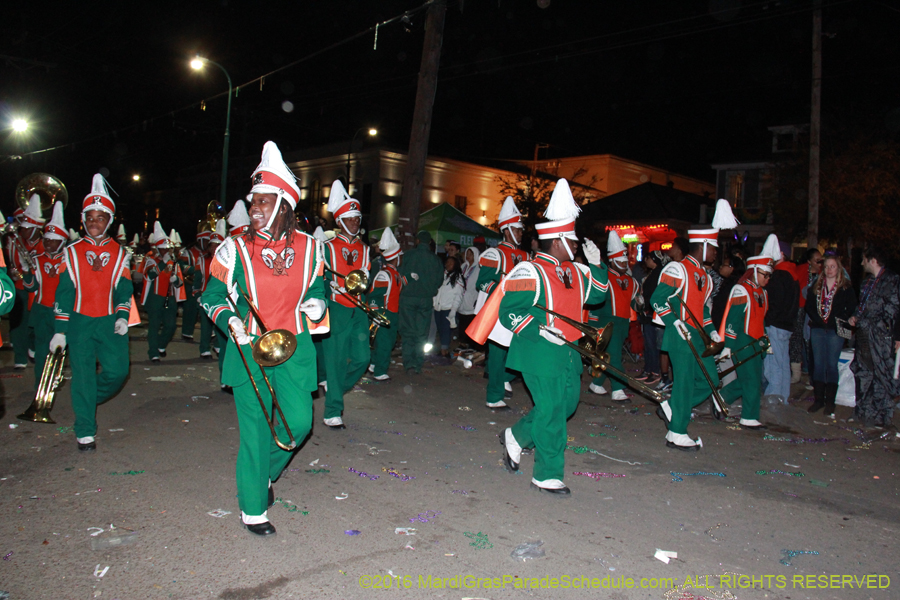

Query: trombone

[18,347,67,424]
[324,267,390,328]
[667,297,729,417]
[716,336,770,381]
[228,291,299,451]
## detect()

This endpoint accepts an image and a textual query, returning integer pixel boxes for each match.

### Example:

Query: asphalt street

[0,319,898,600]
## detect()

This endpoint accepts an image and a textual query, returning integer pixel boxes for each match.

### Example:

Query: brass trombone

[324,267,390,328]
[667,297,729,417]
[716,336,770,381]
[228,291,299,451]
[18,347,67,424]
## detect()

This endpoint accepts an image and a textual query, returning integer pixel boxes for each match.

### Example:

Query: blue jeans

[434,309,452,350]
[809,327,843,384]
[764,326,792,400]
[642,322,661,375]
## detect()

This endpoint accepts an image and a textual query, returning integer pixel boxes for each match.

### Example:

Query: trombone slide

[673,321,730,417]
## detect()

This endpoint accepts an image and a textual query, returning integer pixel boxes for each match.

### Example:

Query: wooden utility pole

[398,0,447,248]
[807,0,822,250]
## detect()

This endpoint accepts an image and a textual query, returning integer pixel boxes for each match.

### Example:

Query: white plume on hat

[379,227,402,260]
[761,233,781,262]
[249,141,300,209]
[313,226,328,242]
[327,180,362,221]
[498,196,523,230]
[131,233,139,245]
[607,230,627,261]
[214,218,227,239]
[227,199,250,229]
[116,224,126,241]
[711,199,740,231]
[544,179,580,222]
[43,202,67,241]
[69,228,80,241]
[151,221,169,247]
[21,193,45,227]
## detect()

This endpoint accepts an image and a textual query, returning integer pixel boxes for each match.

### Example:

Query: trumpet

[325,267,390,328]
[716,336,771,381]
[228,291,299,451]
[18,347,67,424]
[667,297,729,417]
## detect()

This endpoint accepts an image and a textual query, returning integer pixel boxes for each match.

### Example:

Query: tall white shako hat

[688,199,739,248]
[327,180,361,224]
[536,179,580,259]
[68,228,81,241]
[196,227,211,243]
[130,233,140,247]
[20,194,46,229]
[746,254,774,274]
[115,224,127,243]
[82,174,116,234]
[168,229,182,248]
[150,221,170,249]
[761,233,782,263]
[210,219,227,244]
[379,227,402,262]
[497,196,524,231]
[43,201,67,241]
[227,199,250,236]
[13,206,25,223]
[247,141,300,231]
[607,229,628,265]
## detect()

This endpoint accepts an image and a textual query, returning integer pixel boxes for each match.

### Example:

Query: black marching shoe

[656,406,670,427]
[500,435,519,472]
[78,441,97,452]
[665,441,700,452]
[245,521,276,536]
[159,349,167,357]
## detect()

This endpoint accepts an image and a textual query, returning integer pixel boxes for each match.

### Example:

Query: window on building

[725,171,744,205]
[454,195,468,212]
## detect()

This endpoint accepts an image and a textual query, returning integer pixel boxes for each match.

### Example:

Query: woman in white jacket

[458,246,481,348]
[433,255,465,363]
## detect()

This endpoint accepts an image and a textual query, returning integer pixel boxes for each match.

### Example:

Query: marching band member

[718,253,772,429]
[203,220,227,373]
[650,199,738,451]
[0,210,17,316]
[588,230,641,401]
[180,228,209,342]
[52,174,133,452]
[320,181,370,429]
[367,228,404,382]
[22,202,67,388]
[115,224,127,245]
[227,199,251,237]
[475,196,528,409]
[141,222,184,361]
[499,180,609,496]
[8,195,44,369]
[201,141,328,536]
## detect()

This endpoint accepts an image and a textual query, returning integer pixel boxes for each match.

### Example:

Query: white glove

[410,273,419,281]
[674,319,691,341]
[49,333,67,352]
[710,330,722,343]
[114,318,128,336]
[447,313,457,329]
[169,275,179,284]
[300,298,326,321]
[583,239,602,266]
[539,325,566,346]
[228,316,252,346]
[718,346,732,361]
[329,281,348,295]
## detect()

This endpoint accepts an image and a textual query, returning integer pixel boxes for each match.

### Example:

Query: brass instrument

[325,267,390,328]
[228,291,299,451]
[716,336,771,382]
[667,298,729,417]
[18,348,67,424]
[202,199,225,232]
[15,173,68,216]
[2,226,37,277]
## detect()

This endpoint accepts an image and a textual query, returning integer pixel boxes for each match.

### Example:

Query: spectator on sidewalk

[433,255,465,364]
[458,247,482,350]
[761,236,799,403]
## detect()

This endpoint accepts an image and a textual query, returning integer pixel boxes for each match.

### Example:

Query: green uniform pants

[180,283,199,337]
[669,342,719,435]
[398,296,432,373]
[10,289,33,366]
[486,340,516,404]
[371,310,399,377]
[510,349,582,483]
[592,316,629,392]
[232,355,313,516]
[314,339,326,384]
[322,303,370,419]
[198,303,216,355]
[719,336,762,421]
[30,303,55,390]
[145,294,178,359]
[215,325,226,375]
[68,313,130,438]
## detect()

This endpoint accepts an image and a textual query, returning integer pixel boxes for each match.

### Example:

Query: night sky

[2,0,898,231]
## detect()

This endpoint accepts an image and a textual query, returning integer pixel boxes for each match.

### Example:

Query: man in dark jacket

[398,230,444,374]
[763,248,799,402]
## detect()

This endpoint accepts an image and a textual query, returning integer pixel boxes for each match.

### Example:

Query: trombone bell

[252,329,297,367]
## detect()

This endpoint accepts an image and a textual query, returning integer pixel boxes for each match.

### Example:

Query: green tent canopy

[369,203,502,248]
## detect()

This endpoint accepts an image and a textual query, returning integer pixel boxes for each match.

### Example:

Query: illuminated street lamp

[190,55,233,207]
[346,127,378,194]
[132,174,141,182]
[11,118,28,133]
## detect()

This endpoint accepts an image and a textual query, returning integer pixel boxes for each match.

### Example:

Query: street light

[346,127,378,194]
[190,55,233,207]
[132,174,141,182]
[11,118,28,133]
